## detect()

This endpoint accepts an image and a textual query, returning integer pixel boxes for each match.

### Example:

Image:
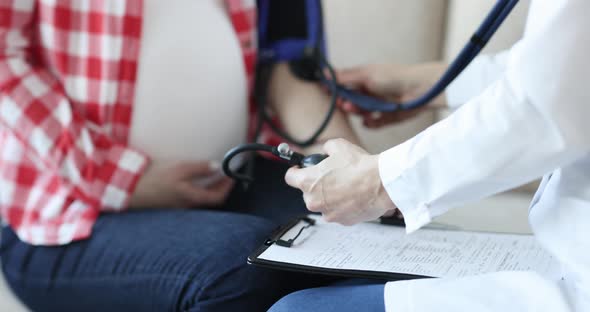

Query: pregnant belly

[129,103,248,166]
[129,0,249,166]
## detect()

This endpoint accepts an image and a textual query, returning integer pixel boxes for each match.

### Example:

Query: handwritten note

[258,215,559,279]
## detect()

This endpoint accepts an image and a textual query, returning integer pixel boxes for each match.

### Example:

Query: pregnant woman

[0,1,358,311]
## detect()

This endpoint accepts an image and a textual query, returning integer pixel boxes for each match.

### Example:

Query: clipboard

[248,214,559,281]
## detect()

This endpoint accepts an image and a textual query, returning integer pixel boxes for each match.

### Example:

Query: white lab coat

[378,0,590,311]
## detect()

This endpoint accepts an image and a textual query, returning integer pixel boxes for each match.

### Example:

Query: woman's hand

[129,161,234,209]
[335,62,448,128]
[285,139,397,225]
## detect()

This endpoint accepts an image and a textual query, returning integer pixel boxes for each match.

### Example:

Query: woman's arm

[267,63,361,153]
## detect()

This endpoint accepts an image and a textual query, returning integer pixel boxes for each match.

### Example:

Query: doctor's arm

[379,0,590,232]
[285,0,590,230]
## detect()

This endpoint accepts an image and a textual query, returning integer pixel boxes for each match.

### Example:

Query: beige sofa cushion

[444,0,531,59]
[324,0,447,66]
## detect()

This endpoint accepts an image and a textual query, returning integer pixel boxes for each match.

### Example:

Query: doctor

[271,0,590,311]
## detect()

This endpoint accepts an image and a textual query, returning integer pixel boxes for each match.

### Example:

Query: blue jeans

[269,281,386,312]
[0,157,339,312]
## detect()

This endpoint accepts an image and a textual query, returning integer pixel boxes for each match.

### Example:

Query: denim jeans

[0,157,339,312]
[269,281,386,312]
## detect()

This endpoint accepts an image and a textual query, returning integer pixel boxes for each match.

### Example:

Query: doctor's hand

[129,161,234,209]
[285,139,397,225]
[335,62,447,128]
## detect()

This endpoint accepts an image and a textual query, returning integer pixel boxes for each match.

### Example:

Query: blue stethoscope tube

[329,0,519,113]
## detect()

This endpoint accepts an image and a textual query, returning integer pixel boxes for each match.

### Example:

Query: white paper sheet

[258,215,560,279]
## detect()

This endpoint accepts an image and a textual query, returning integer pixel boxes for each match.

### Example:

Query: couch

[0,1,533,310]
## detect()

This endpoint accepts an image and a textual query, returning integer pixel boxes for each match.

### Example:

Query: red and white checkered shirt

[0,0,277,245]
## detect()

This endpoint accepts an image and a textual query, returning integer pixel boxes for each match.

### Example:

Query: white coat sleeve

[385,272,572,312]
[379,0,590,311]
[379,0,590,233]
[446,50,511,109]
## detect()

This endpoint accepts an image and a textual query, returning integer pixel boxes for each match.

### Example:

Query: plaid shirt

[0,0,276,245]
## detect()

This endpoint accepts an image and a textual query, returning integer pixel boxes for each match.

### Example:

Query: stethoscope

[223,0,519,183]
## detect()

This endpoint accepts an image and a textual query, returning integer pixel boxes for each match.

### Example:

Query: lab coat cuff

[379,147,433,233]
[384,281,414,312]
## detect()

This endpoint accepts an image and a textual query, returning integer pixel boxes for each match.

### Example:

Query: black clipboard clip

[267,216,316,248]
[380,216,406,227]
[380,209,406,227]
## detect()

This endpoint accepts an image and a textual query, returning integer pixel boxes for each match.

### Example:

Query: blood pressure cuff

[257,0,327,64]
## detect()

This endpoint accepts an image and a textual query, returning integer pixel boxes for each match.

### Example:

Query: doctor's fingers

[304,183,358,219]
[303,191,329,214]
[338,100,366,115]
[330,66,371,90]
[336,65,412,96]
[285,166,322,192]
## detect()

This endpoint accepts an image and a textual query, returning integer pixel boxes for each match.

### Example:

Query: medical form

[252,215,560,280]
